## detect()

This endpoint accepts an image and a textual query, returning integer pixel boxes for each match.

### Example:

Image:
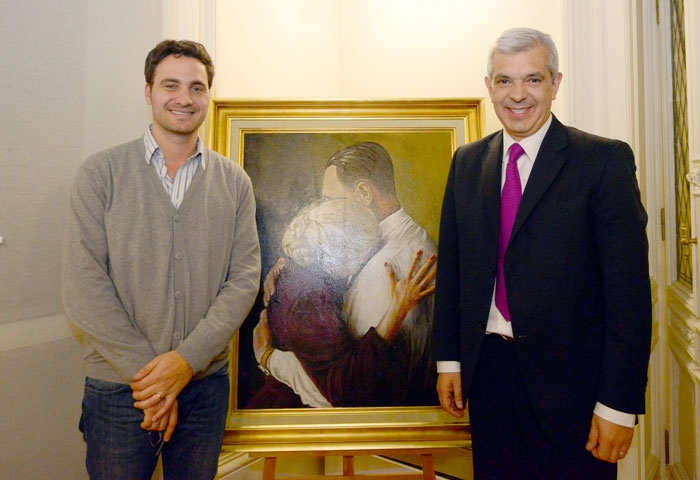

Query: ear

[484,76,493,98]
[551,72,563,100]
[353,181,373,207]
[145,83,152,106]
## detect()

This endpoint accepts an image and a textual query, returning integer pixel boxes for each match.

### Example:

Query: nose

[175,88,193,106]
[510,80,527,102]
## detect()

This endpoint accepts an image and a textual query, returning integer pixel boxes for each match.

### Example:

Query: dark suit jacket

[433,115,652,449]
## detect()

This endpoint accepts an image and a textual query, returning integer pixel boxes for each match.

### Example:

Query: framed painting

[208,99,483,452]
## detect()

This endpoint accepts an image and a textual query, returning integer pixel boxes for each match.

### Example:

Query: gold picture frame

[208,99,483,452]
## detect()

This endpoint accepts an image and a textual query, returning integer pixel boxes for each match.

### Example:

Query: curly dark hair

[144,39,214,87]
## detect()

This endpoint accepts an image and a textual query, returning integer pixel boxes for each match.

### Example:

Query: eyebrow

[525,72,546,79]
[159,77,208,87]
[494,72,546,81]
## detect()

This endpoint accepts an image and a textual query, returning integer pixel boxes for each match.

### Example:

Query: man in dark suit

[433,27,651,479]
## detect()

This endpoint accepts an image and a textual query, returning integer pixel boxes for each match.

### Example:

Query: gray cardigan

[62,137,261,384]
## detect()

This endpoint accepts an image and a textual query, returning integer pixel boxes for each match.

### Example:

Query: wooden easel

[249,447,448,480]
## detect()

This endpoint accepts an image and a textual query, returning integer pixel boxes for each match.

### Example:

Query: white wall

[215,0,568,135]
[1,0,87,326]
[0,0,161,327]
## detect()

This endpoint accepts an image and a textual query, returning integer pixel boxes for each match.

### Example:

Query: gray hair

[487,27,559,82]
[281,199,381,276]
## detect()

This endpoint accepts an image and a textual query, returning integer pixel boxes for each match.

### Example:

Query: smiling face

[485,45,562,141]
[145,54,210,141]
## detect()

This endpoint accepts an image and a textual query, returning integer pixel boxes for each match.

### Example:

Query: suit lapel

[483,132,504,245]
[512,116,568,236]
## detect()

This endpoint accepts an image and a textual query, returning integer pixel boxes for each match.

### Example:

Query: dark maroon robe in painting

[246,263,398,408]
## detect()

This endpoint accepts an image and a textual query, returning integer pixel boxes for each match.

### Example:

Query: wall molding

[0,313,76,353]
[687,0,699,161]
[564,0,634,144]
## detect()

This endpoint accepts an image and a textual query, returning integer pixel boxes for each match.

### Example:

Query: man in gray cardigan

[62,40,261,480]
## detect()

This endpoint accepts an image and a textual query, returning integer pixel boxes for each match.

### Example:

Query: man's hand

[585,414,634,463]
[436,372,465,418]
[141,399,179,442]
[253,309,272,363]
[131,351,193,423]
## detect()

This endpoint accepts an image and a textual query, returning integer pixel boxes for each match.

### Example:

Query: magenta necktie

[495,143,524,321]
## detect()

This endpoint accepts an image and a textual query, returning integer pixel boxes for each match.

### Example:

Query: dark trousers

[468,335,616,480]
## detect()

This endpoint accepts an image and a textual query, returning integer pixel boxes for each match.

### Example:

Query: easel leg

[420,453,436,480]
[343,455,355,475]
[262,457,277,480]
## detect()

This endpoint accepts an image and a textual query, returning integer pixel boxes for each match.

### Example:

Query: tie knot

[508,143,524,164]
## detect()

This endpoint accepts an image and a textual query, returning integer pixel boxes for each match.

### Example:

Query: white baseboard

[216,451,259,479]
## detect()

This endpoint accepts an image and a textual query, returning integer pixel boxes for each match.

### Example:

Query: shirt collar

[379,208,407,240]
[502,114,553,162]
[143,124,206,170]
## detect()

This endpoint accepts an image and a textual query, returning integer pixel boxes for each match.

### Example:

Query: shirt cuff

[436,361,461,373]
[436,364,634,428]
[594,402,636,428]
